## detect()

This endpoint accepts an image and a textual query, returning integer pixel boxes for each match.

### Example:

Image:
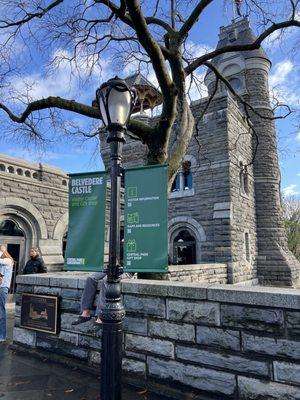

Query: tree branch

[145,16,175,34]
[185,19,300,75]
[125,0,173,99]
[0,97,100,122]
[0,0,64,28]
[204,61,292,121]
[179,0,214,38]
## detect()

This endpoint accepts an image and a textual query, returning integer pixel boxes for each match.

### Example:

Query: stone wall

[0,154,68,271]
[13,273,300,400]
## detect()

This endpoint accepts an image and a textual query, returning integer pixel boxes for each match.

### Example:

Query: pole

[100,125,126,400]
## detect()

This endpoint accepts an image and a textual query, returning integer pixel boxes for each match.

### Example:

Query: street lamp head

[96,76,136,130]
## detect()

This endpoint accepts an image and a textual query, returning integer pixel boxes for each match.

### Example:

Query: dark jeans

[0,287,8,340]
[81,272,106,316]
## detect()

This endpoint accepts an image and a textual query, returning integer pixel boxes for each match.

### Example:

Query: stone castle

[0,154,68,280]
[1,18,299,287]
[101,17,300,287]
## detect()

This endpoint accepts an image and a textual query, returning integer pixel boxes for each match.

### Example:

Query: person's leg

[0,288,8,341]
[81,272,106,313]
[95,276,108,324]
[73,272,106,325]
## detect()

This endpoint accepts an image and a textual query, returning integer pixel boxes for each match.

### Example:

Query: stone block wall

[13,273,300,400]
[227,96,258,285]
[0,154,68,271]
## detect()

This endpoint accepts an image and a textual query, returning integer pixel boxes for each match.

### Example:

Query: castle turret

[206,17,300,286]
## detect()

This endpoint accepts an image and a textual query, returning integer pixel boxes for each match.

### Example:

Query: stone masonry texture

[99,18,300,287]
[13,273,300,400]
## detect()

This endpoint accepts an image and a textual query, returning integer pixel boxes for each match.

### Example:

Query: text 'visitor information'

[124,164,168,273]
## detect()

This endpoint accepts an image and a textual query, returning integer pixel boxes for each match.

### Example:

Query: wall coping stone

[207,285,300,309]
[168,263,226,272]
[16,272,300,309]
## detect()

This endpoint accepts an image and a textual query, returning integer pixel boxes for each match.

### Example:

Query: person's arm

[39,258,47,273]
[0,258,13,267]
[23,261,29,274]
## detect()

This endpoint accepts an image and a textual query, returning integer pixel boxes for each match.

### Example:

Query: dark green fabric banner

[64,171,106,272]
[124,164,168,273]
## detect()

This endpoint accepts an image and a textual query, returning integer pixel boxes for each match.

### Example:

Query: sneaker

[71,316,92,326]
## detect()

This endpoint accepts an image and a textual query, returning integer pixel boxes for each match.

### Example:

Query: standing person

[23,247,47,274]
[0,245,14,343]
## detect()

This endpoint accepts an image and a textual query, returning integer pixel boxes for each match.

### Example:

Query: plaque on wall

[20,293,60,334]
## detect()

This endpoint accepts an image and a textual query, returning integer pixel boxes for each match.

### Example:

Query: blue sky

[0,1,299,194]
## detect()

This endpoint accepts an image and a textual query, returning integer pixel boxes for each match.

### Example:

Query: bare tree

[0,0,299,185]
[282,195,300,222]
[282,195,300,260]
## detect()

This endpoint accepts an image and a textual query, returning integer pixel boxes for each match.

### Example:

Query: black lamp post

[96,77,136,400]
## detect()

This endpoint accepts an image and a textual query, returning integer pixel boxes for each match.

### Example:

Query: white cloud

[6,148,73,163]
[296,131,300,141]
[269,60,300,107]
[269,60,294,86]
[297,173,300,177]
[11,48,112,103]
[185,41,214,60]
[282,184,299,196]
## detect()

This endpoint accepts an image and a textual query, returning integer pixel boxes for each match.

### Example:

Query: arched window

[62,179,67,186]
[229,77,242,92]
[240,162,249,195]
[32,172,38,179]
[0,220,25,236]
[171,174,180,191]
[171,160,193,192]
[245,232,250,262]
[25,170,31,178]
[173,230,196,265]
[16,168,23,176]
[0,164,5,172]
[182,161,192,190]
[7,166,14,173]
[62,232,67,257]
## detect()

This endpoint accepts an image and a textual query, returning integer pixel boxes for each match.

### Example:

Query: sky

[0,0,299,195]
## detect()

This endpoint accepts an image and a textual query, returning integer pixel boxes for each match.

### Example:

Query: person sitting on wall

[72,272,107,327]
[23,247,47,274]
[0,245,14,343]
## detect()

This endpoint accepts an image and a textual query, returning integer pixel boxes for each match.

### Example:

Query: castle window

[0,219,24,236]
[240,162,249,196]
[229,77,242,92]
[173,230,196,265]
[245,232,250,262]
[62,179,67,186]
[171,174,180,191]
[16,168,23,176]
[32,172,38,179]
[25,170,31,178]
[182,161,192,190]
[7,166,14,173]
[0,164,5,172]
[171,161,193,192]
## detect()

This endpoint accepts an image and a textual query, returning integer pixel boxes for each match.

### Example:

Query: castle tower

[206,17,300,286]
[99,18,300,287]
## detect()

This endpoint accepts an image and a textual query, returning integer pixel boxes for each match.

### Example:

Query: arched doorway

[0,219,26,293]
[173,230,196,265]
[168,216,206,265]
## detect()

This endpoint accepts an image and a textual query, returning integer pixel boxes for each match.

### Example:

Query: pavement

[0,303,172,400]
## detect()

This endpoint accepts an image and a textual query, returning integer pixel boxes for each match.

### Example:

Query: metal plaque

[20,293,60,334]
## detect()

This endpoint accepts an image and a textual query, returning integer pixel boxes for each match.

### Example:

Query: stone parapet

[13,273,300,400]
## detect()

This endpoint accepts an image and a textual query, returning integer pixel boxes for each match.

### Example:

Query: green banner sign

[64,171,107,272]
[124,164,168,273]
